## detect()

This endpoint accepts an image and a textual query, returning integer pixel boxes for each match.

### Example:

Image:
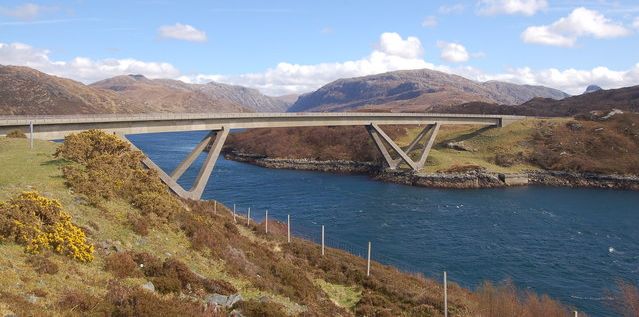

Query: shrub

[105,252,143,278]
[27,254,59,274]
[6,129,26,138]
[235,300,287,317]
[615,281,639,317]
[55,130,131,164]
[0,191,94,262]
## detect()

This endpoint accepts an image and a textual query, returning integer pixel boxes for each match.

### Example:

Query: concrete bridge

[0,112,524,200]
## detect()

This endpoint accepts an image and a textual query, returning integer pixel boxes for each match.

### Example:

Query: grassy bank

[225,113,639,176]
[2,133,633,316]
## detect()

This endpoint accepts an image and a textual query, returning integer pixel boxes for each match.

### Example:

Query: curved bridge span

[0,112,524,200]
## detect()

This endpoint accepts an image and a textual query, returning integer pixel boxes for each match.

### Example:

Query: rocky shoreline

[224,152,639,191]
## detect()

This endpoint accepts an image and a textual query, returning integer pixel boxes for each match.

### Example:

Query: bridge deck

[0,112,524,140]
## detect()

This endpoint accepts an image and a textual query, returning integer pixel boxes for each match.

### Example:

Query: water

[128,131,639,316]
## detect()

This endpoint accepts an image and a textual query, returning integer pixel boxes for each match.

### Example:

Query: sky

[1,0,638,96]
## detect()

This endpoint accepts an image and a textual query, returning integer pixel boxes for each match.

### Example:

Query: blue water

[128,131,639,316]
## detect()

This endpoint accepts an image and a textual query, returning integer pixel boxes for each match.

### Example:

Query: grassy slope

[0,138,301,314]
[398,118,558,173]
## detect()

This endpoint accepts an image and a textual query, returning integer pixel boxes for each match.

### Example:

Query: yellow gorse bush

[56,130,183,220]
[0,191,94,262]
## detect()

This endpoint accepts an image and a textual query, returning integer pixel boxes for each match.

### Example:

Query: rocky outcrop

[224,152,380,174]
[225,152,639,191]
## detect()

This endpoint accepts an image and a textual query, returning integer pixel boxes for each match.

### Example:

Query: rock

[227,293,243,307]
[207,294,229,306]
[141,281,155,292]
[26,294,38,304]
[594,127,605,132]
[601,109,623,120]
[444,141,475,152]
[206,293,243,308]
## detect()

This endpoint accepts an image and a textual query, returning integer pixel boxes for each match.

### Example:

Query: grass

[314,278,362,309]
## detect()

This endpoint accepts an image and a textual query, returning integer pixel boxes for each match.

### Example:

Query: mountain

[91,75,290,113]
[0,65,146,115]
[584,84,602,94]
[431,85,639,117]
[288,69,568,112]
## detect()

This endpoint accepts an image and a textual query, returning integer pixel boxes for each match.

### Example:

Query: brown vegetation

[6,129,26,138]
[530,114,639,174]
[225,125,407,162]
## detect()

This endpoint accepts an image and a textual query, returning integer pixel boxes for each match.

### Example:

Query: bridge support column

[366,123,440,172]
[120,127,229,201]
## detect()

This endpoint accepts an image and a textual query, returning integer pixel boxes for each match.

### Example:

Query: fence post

[367,241,371,277]
[574,311,578,317]
[321,225,325,256]
[444,271,448,317]
[233,204,236,223]
[29,120,34,150]
[214,201,217,214]
[287,214,291,243]
[265,210,268,234]
[247,207,251,226]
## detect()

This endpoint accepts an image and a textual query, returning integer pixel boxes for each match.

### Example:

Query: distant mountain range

[91,75,291,113]
[0,65,291,115]
[2,65,637,117]
[288,69,569,112]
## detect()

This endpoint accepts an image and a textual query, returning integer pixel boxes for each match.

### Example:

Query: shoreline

[224,151,639,191]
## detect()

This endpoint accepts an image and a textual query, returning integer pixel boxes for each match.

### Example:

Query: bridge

[0,112,524,200]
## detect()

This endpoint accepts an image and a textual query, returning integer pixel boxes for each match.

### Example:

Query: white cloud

[0,3,48,20]
[633,17,639,29]
[0,42,180,83]
[522,7,631,47]
[2,34,638,98]
[158,23,207,42]
[478,0,547,16]
[182,32,434,95]
[422,16,438,28]
[461,64,639,95]
[439,4,466,14]
[437,41,470,63]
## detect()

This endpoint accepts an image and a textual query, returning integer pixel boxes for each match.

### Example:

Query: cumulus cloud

[460,64,639,95]
[181,32,434,95]
[0,3,49,20]
[0,42,180,83]
[437,41,470,63]
[158,23,207,42]
[633,17,639,29]
[422,16,438,28]
[478,0,547,16]
[522,7,631,47]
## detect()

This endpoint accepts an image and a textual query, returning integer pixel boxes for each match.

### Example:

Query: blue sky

[1,0,638,95]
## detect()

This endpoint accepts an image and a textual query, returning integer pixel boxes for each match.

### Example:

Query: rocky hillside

[92,75,290,113]
[0,65,147,115]
[288,69,568,112]
[432,85,639,117]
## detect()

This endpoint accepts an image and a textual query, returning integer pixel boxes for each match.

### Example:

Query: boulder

[141,281,155,292]
[444,141,475,152]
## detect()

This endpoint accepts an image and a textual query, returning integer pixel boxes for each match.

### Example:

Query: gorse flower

[0,191,94,262]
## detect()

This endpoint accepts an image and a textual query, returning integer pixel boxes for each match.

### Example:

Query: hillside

[225,113,639,176]
[0,65,146,115]
[91,75,291,113]
[431,85,639,117]
[288,69,568,112]
[0,133,588,316]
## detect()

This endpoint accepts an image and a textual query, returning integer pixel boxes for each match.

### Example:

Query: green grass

[314,278,362,310]
[395,118,569,173]
[0,137,302,314]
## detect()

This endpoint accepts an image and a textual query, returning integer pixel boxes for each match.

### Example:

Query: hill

[0,133,588,316]
[433,85,639,117]
[0,65,146,115]
[91,75,291,113]
[288,69,568,112]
